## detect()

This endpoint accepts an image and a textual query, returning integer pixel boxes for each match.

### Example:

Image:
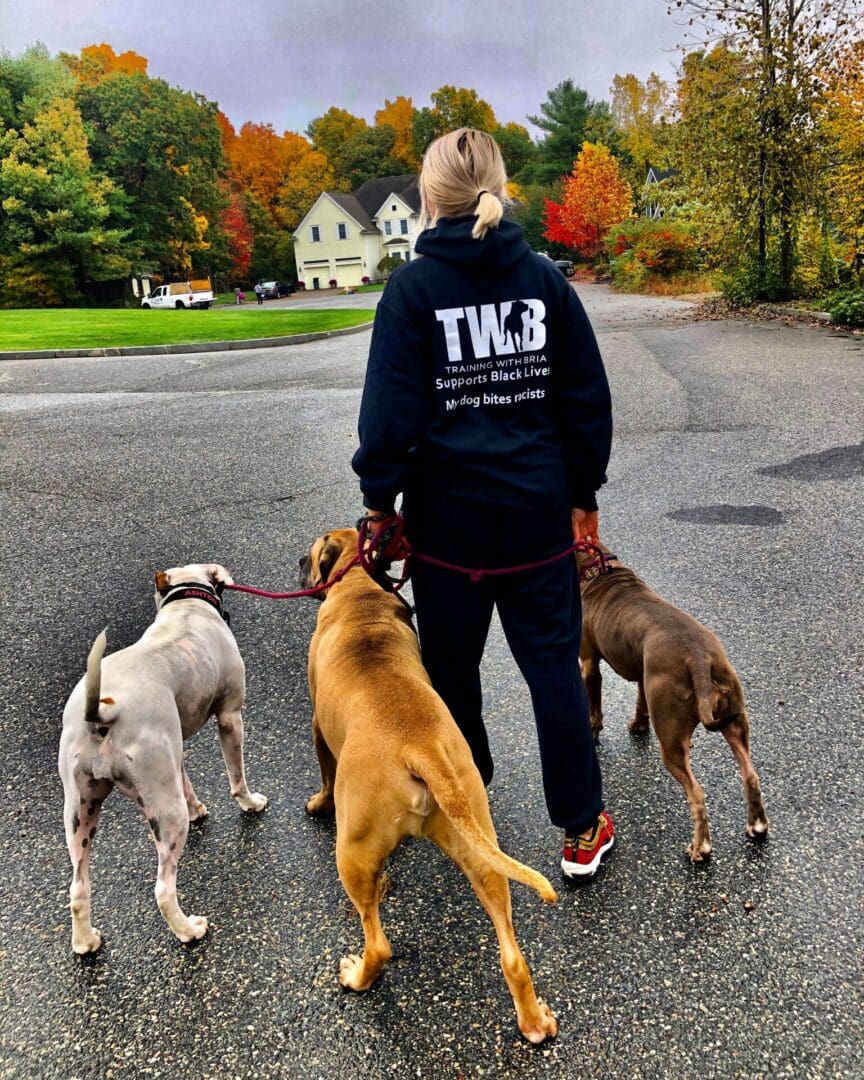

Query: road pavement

[1,284,862,1078]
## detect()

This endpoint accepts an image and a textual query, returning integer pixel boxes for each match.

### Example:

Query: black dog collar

[158,582,230,624]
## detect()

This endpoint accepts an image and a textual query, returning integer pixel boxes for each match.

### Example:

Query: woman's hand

[571,508,599,545]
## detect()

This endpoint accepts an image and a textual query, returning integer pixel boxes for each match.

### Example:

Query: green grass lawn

[0,307,374,351]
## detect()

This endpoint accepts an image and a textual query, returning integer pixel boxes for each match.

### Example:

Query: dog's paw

[187,802,209,822]
[177,915,209,943]
[519,999,558,1044]
[236,791,268,813]
[339,953,373,991]
[688,840,713,862]
[746,818,769,840]
[72,927,102,954]
[305,792,335,816]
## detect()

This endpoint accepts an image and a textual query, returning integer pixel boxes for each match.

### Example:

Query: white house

[293,174,421,289]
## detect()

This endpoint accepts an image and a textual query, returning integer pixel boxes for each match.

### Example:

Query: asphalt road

[1,285,862,1079]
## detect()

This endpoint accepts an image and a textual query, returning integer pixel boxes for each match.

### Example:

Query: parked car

[554,260,575,278]
[257,280,294,299]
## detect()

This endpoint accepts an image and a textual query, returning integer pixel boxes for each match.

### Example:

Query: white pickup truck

[141,279,213,309]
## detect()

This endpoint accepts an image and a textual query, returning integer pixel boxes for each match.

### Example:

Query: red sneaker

[561,811,615,878]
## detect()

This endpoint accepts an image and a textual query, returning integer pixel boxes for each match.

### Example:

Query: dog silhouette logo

[503,300,529,352]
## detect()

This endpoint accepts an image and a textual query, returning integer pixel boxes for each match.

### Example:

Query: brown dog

[300,529,558,1044]
[576,544,768,861]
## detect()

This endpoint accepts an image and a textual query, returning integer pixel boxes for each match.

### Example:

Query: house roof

[354,175,421,217]
[326,191,378,232]
[645,166,678,185]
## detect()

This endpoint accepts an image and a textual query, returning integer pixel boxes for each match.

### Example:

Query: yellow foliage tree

[821,41,864,254]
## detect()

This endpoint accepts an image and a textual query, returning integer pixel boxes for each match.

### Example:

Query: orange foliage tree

[375,96,419,170]
[225,122,293,213]
[543,142,633,260]
[62,43,148,84]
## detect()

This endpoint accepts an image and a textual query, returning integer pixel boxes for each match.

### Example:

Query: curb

[761,305,834,324]
[0,319,373,361]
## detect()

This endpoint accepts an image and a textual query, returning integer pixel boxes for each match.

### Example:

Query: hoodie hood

[414,215,532,276]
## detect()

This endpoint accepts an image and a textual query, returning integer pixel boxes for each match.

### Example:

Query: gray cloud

[0,0,685,135]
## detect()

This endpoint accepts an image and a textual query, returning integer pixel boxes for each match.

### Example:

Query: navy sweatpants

[403,492,603,833]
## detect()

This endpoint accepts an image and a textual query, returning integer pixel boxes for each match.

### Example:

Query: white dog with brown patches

[58,563,268,954]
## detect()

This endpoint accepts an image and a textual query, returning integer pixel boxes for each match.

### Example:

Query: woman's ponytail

[472,189,504,240]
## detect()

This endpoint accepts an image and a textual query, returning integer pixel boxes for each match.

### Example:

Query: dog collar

[579,556,621,584]
[158,582,230,624]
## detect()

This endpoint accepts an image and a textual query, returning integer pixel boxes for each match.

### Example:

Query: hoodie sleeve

[352,283,433,509]
[551,285,613,512]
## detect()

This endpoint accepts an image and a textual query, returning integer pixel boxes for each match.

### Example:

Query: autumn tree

[543,142,633,261]
[375,96,420,170]
[820,41,864,256]
[220,188,253,282]
[610,72,675,193]
[0,98,131,305]
[276,134,335,230]
[411,85,497,156]
[226,121,293,212]
[670,0,864,298]
[61,43,148,85]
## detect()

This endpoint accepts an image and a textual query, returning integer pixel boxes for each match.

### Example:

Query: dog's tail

[83,630,119,727]
[686,657,733,732]
[407,748,557,904]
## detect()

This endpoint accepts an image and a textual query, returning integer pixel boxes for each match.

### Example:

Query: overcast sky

[0,0,688,135]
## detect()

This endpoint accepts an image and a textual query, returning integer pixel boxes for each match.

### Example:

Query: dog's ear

[206,564,234,587]
[154,571,170,592]
[316,536,341,586]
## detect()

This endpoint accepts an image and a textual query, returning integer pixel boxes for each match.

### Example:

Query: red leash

[223,555,360,600]
[223,515,610,601]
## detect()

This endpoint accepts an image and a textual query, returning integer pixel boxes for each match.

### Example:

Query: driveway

[1,285,861,1078]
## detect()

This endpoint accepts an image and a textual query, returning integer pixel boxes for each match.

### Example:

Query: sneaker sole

[560,834,614,879]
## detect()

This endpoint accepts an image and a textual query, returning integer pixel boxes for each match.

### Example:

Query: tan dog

[576,544,769,861]
[300,529,558,1044]
[58,563,268,954]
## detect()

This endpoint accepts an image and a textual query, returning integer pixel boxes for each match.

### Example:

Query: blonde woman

[353,128,614,878]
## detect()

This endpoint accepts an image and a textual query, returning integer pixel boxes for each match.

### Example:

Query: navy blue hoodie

[353,216,612,512]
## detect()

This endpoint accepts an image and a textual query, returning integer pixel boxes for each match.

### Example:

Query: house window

[310,225,321,242]
[404,250,411,262]
[383,220,392,236]
[391,204,397,211]
[336,222,348,240]
[400,218,409,235]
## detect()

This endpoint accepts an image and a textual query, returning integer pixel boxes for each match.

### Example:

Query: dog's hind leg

[721,714,768,840]
[63,772,112,953]
[629,682,650,734]
[428,814,557,1044]
[216,708,268,813]
[657,734,712,861]
[306,716,336,816]
[335,832,393,991]
[144,789,208,942]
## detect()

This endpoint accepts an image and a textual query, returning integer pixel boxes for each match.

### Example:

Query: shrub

[328,278,337,288]
[607,219,700,291]
[361,275,370,285]
[826,287,864,326]
[297,280,305,290]
[377,255,402,276]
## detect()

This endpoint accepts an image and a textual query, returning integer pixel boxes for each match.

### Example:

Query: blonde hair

[419,127,511,240]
